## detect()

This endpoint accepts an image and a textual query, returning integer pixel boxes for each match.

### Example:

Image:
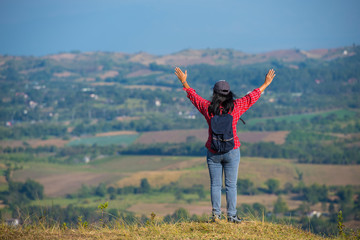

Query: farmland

[9,155,360,217]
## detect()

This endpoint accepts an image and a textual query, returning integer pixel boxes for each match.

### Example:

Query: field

[248,109,357,125]
[3,109,353,149]
[135,129,289,145]
[0,129,288,149]
[67,133,139,146]
[10,155,360,217]
[0,138,70,148]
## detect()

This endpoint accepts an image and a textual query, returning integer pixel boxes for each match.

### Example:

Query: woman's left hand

[174,67,187,83]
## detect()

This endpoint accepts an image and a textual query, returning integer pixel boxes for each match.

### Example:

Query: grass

[32,192,180,211]
[67,134,139,147]
[0,219,338,240]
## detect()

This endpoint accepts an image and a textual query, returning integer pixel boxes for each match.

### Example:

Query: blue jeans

[207,148,240,216]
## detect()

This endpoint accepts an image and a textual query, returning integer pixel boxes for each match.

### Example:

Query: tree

[265,179,280,194]
[273,196,289,214]
[172,208,190,221]
[252,203,267,216]
[78,184,92,198]
[303,184,328,204]
[95,183,107,197]
[20,179,44,200]
[237,178,255,195]
[336,186,354,204]
[139,178,151,194]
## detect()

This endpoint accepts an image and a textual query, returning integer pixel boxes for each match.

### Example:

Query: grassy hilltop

[0,220,341,240]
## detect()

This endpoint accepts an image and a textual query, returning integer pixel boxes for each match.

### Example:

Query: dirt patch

[0,176,6,184]
[159,157,204,171]
[115,171,185,188]
[115,116,141,122]
[91,82,117,86]
[123,85,172,91]
[53,71,73,78]
[300,164,360,186]
[98,70,119,80]
[95,131,138,137]
[0,140,24,148]
[135,129,208,144]
[259,131,289,144]
[238,157,360,187]
[125,69,159,78]
[128,52,157,65]
[13,170,122,197]
[0,138,70,148]
[46,53,76,61]
[27,138,70,148]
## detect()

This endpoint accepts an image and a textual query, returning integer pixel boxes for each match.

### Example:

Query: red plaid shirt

[184,87,262,152]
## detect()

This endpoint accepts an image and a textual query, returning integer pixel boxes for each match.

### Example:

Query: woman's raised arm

[175,67,190,89]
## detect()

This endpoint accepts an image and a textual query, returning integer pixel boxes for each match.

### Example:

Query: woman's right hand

[175,67,190,89]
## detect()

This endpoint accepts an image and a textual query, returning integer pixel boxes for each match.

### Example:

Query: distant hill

[0,45,357,87]
[38,46,355,67]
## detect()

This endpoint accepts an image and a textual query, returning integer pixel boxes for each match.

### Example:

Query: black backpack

[210,113,235,153]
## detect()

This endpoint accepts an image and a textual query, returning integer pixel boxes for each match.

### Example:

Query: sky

[0,0,359,56]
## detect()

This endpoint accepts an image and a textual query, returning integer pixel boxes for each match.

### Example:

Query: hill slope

[1,220,335,240]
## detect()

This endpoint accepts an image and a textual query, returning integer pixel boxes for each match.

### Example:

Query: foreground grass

[0,220,337,240]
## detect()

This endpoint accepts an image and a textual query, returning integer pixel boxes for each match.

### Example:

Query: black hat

[213,80,230,95]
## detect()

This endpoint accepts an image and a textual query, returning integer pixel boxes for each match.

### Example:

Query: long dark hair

[208,91,236,116]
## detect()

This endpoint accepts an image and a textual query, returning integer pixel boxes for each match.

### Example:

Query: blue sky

[0,0,359,56]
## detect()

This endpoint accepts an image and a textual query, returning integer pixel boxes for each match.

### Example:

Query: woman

[174,67,275,223]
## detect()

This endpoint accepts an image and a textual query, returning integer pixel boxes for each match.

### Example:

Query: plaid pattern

[184,87,262,151]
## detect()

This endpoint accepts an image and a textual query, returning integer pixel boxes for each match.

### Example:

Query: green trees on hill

[0,179,44,209]
[265,179,280,194]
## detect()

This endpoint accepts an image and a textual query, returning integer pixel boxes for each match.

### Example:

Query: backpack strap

[239,118,246,125]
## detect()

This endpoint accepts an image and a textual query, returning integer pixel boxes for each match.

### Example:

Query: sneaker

[211,213,221,222]
[227,215,242,223]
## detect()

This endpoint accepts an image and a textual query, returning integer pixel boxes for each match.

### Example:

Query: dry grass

[0,220,334,240]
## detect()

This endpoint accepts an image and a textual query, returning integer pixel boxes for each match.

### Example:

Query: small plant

[77,216,82,229]
[77,216,88,229]
[98,201,109,226]
[61,222,67,231]
[146,212,157,226]
[337,210,345,238]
